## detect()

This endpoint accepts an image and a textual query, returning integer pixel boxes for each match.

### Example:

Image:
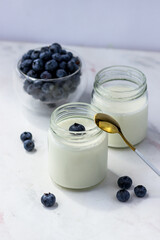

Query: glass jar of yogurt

[91,66,148,148]
[48,102,108,189]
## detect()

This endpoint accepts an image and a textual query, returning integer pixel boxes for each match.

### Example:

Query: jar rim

[94,65,147,101]
[50,102,102,141]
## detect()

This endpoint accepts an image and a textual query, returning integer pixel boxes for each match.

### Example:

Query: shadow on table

[56,169,127,212]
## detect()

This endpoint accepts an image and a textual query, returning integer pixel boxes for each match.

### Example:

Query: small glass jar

[91,66,148,148]
[48,102,108,189]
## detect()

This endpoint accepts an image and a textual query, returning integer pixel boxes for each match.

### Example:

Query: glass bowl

[14,49,86,114]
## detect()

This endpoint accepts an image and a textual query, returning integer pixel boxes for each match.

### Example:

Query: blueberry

[67,61,79,73]
[22,53,31,61]
[69,123,85,132]
[20,132,32,142]
[50,43,62,53]
[67,52,73,58]
[45,59,58,72]
[71,57,80,65]
[31,50,40,59]
[59,61,67,70]
[20,66,30,74]
[39,93,47,102]
[56,69,67,78]
[40,71,52,79]
[42,83,54,94]
[117,176,132,189]
[23,79,33,91]
[52,87,66,100]
[52,53,62,62]
[20,59,32,68]
[24,140,35,152]
[27,69,38,78]
[39,51,52,61]
[61,49,66,54]
[26,83,36,95]
[61,54,71,62]
[116,189,130,202]
[33,80,43,89]
[134,185,147,198]
[32,59,44,72]
[41,46,50,52]
[41,193,56,207]
[27,49,34,55]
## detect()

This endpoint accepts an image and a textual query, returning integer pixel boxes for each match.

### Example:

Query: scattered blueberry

[116,189,130,202]
[40,71,52,79]
[27,69,38,78]
[24,140,35,152]
[32,59,44,72]
[56,69,67,78]
[134,185,147,198]
[69,123,85,132]
[31,50,40,59]
[117,176,132,189]
[41,193,56,207]
[45,59,58,72]
[20,132,32,142]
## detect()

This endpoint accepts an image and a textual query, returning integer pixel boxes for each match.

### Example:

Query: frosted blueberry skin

[134,185,147,198]
[117,176,132,189]
[116,189,130,202]
[41,193,56,207]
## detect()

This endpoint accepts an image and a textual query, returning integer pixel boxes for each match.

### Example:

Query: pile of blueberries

[116,176,147,202]
[19,43,81,106]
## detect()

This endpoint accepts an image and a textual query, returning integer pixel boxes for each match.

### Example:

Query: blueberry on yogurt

[69,123,85,132]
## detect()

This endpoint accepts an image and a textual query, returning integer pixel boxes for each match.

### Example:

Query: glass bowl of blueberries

[15,43,86,114]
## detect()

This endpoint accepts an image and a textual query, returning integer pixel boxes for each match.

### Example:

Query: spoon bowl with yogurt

[95,113,160,177]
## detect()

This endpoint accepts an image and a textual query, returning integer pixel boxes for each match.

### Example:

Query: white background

[1,0,160,51]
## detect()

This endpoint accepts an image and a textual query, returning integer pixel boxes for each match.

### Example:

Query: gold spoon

[95,113,160,176]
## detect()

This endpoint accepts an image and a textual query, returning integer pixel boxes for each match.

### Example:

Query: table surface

[1,41,160,240]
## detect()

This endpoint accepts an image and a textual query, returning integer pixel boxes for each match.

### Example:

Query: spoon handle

[135,149,160,176]
[119,132,160,176]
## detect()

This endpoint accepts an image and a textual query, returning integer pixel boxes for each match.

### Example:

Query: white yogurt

[92,85,148,147]
[48,104,108,189]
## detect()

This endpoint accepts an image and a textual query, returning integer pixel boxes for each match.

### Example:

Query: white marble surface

[0,41,160,240]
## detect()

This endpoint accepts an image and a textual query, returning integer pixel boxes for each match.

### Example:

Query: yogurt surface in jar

[48,103,108,189]
[91,66,148,148]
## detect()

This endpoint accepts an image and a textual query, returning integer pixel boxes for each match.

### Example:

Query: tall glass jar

[91,66,148,148]
[48,102,108,189]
